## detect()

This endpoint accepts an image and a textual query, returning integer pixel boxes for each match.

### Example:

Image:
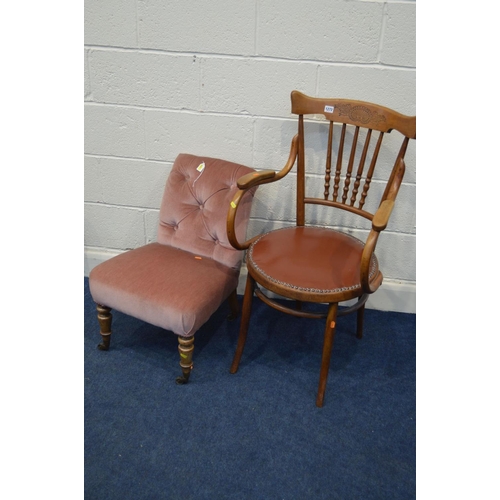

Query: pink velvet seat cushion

[89,243,239,337]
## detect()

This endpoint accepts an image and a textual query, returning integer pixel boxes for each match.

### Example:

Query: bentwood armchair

[89,154,257,384]
[227,91,416,407]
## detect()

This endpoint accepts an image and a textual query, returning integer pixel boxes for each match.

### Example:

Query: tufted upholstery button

[199,204,204,210]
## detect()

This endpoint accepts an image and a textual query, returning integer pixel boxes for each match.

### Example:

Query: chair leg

[230,273,255,374]
[96,304,112,351]
[176,335,194,385]
[356,303,365,339]
[227,289,240,320]
[316,303,339,408]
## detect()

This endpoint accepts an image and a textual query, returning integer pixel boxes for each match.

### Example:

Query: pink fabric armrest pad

[89,243,239,337]
[157,154,256,271]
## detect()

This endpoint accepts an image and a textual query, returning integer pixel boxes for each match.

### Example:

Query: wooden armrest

[372,200,395,232]
[237,170,276,189]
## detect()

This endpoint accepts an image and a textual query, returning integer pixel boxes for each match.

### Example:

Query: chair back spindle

[341,125,360,205]
[324,121,333,200]
[332,123,346,203]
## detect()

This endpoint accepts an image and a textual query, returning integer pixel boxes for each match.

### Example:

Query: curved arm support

[372,199,395,232]
[360,230,381,294]
[360,157,406,293]
[383,158,406,203]
[227,135,299,250]
[360,200,395,293]
[226,189,262,250]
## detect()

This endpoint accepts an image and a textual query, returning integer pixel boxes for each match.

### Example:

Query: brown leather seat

[248,226,379,303]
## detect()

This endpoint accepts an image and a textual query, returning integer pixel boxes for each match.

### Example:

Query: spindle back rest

[291,90,416,226]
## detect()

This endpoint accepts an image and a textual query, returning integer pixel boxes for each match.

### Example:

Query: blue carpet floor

[84,277,415,499]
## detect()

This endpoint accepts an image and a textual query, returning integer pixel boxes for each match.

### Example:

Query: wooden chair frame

[227,90,416,407]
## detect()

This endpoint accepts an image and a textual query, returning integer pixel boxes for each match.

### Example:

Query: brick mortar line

[83,200,416,235]
[84,44,416,71]
[83,152,416,186]
[84,102,416,122]
[84,101,305,121]
[84,153,174,164]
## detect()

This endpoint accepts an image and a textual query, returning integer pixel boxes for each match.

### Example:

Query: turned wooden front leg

[96,304,112,351]
[176,335,194,385]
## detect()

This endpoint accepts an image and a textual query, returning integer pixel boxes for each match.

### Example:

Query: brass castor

[227,311,238,321]
[175,369,192,385]
[97,338,110,351]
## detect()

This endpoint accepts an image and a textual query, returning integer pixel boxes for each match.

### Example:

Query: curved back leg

[230,273,255,374]
[356,303,365,339]
[316,303,339,407]
[227,289,240,320]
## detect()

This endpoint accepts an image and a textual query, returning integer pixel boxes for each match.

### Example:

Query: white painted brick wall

[84,156,171,208]
[257,1,384,62]
[137,0,256,54]
[89,50,200,109]
[84,0,416,312]
[200,58,318,116]
[85,0,138,47]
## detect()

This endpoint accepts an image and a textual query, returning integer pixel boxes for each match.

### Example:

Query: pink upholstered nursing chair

[89,153,257,384]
